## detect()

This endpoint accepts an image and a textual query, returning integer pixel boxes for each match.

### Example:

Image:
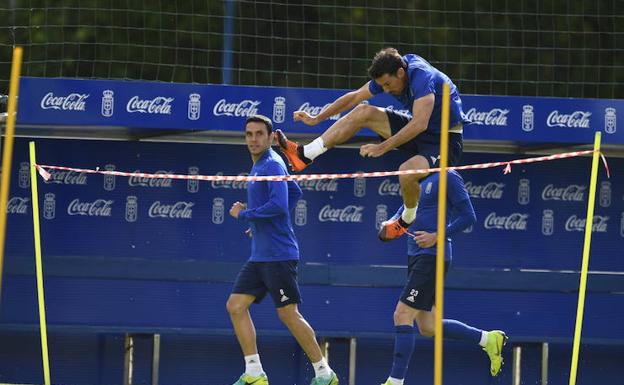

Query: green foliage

[0,0,621,98]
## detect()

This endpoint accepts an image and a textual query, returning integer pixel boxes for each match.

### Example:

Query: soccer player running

[276,47,469,241]
[228,115,339,385]
[380,170,507,385]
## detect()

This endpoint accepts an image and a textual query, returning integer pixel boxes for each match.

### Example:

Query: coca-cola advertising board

[17,77,624,145]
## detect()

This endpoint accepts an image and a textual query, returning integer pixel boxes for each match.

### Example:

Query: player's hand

[229,201,246,218]
[245,228,253,238]
[413,231,437,248]
[293,110,320,126]
[359,143,388,158]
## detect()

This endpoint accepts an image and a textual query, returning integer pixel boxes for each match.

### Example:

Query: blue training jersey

[407,170,476,260]
[368,54,470,133]
[238,148,302,262]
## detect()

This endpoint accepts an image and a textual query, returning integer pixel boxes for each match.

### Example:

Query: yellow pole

[568,131,601,385]
[434,83,450,385]
[29,141,51,385]
[0,46,23,301]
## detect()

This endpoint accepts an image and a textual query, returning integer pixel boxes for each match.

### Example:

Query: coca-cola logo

[40,92,89,111]
[127,96,174,114]
[211,172,248,189]
[297,102,340,120]
[148,201,194,219]
[465,181,504,199]
[378,179,401,196]
[128,171,173,188]
[67,199,113,217]
[318,205,364,222]
[465,108,509,126]
[43,170,88,185]
[213,99,260,117]
[547,110,591,128]
[541,184,586,201]
[565,215,609,232]
[299,179,338,192]
[484,212,528,230]
[7,197,29,214]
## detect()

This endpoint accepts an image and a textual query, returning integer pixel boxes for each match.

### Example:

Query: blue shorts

[399,254,450,311]
[231,260,301,307]
[384,109,463,167]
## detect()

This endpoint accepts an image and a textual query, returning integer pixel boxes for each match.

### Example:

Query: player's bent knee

[398,159,416,172]
[351,103,377,123]
[399,160,428,182]
[226,297,247,315]
[393,306,415,325]
[401,154,430,169]
[398,167,421,183]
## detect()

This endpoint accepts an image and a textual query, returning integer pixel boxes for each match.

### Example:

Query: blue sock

[390,325,416,379]
[443,319,482,344]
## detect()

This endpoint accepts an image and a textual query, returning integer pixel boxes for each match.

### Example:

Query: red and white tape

[35,149,609,183]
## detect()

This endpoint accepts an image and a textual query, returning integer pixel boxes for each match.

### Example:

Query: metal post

[222,0,235,84]
[123,334,134,385]
[512,345,522,385]
[152,334,161,385]
[348,337,357,385]
[541,342,549,385]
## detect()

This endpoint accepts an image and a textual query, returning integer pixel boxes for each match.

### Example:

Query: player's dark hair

[367,47,407,79]
[245,114,273,134]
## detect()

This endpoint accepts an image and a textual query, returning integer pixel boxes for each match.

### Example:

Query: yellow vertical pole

[0,46,23,300]
[29,141,51,385]
[434,83,450,385]
[568,131,601,385]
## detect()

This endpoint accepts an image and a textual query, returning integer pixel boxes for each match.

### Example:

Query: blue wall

[1,330,622,385]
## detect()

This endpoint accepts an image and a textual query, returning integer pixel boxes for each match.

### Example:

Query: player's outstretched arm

[293,82,373,125]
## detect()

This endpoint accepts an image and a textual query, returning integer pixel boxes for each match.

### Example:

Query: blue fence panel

[5,138,623,271]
